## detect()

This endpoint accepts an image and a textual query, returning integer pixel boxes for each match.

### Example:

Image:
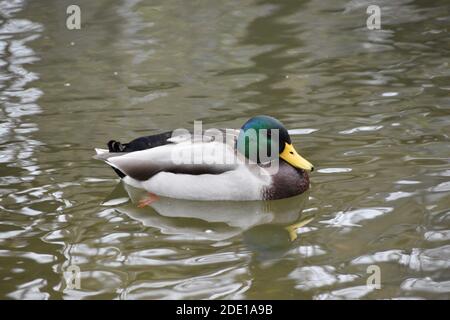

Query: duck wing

[95,129,240,181]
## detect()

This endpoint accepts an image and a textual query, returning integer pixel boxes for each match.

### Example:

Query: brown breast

[262,160,310,200]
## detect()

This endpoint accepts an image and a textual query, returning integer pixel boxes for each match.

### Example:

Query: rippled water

[0,0,449,299]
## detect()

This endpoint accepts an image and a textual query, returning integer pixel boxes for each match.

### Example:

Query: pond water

[0,0,449,299]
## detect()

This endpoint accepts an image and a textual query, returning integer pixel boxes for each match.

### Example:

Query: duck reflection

[103,182,314,258]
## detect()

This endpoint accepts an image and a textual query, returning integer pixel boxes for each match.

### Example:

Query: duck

[94,115,314,203]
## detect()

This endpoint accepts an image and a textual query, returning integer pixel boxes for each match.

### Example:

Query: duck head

[237,115,314,171]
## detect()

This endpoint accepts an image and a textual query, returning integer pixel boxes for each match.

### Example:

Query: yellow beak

[280,143,314,171]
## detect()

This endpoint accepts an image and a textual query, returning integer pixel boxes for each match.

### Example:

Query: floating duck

[95,115,314,202]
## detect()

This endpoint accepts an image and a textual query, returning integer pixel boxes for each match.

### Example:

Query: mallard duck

[95,115,314,202]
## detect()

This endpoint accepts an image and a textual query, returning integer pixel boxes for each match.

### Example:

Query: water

[0,0,449,299]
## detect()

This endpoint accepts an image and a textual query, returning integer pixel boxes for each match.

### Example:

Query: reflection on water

[0,0,449,299]
[117,183,311,254]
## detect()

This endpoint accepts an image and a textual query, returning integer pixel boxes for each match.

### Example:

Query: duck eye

[289,151,294,155]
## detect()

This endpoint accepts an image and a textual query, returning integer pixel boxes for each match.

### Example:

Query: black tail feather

[112,167,126,178]
[107,140,127,152]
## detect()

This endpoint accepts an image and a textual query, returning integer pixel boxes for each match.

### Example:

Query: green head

[237,115,314,171]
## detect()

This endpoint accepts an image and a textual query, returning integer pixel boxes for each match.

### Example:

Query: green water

[0,0,449,299]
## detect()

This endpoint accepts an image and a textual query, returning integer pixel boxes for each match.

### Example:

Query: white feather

[95,148,108,155]
[140,165,271,201]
